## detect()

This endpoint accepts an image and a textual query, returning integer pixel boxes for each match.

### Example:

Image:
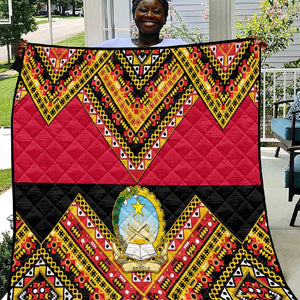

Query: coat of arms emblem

[112,186,168,273]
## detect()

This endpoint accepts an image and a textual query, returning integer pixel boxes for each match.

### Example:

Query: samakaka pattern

[9,39,296,299]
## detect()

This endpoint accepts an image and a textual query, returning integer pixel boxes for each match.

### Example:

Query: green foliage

[284,57,300,68]
[283,58,300,98]
[55,32,85,47]
[0,62,13,73]
[0,0,37,47]
[113,187,139,227]
[236,0,300,120]
[0,232,13,299]
[119,186,139,200]
[236,0,299,63]
[0,0,9,21]
[113,196,125,226]
[0,75,18,127]
[49,0,83,7]
[0,33,84,129]
[0,169,12,193]
[161,4,206,43]
[261,59,300,118]
[38,0,83,15]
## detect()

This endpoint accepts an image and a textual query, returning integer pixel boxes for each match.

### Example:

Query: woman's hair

[132,0,169,19]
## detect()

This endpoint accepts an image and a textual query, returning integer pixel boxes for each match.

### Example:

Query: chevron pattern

[10,40,296,300]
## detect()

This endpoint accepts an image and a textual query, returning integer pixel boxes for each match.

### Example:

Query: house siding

[171,0,300,67]
[112,0,299,67]
[170,0,209,36]
[235,0,300,66]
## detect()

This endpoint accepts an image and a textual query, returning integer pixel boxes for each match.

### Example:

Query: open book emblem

[112,186,168,273]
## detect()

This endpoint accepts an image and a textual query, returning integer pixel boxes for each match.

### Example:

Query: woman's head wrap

[132,0,169,19]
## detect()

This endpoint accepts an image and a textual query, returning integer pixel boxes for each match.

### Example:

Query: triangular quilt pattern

[16,40,259,182]
[10,39,297,300]
[10,189,294,300]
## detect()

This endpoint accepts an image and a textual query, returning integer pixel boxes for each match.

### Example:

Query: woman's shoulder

[159,38,186,46]
[94,38,134,48]
[94,37,186,48]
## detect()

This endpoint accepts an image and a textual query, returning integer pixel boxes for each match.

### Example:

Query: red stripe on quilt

[13,93,260,186]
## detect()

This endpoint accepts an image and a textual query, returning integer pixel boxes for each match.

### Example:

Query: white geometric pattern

[286,92,300,121]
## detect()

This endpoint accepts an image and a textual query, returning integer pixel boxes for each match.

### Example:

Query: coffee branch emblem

[112,186,168,273]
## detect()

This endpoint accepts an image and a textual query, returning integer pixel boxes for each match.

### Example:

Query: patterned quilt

[9,39,296,299]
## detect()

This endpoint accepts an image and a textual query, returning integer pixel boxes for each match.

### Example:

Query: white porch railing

[260,68,300,142]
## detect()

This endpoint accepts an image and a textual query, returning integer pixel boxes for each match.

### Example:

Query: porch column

[209,0,236,42]
[83,0,105,46]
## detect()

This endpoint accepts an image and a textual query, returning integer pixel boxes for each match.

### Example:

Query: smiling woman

[132,0,167,46]
[95,0,186,48]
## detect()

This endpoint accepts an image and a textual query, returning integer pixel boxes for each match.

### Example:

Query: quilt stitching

[15,41,259,182]
[10,39,296,300]
[11,190,291,299]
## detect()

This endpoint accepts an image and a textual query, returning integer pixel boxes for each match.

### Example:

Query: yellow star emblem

[132,198,144,216]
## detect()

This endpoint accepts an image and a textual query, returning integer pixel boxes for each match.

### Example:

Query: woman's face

[134,0,167,36]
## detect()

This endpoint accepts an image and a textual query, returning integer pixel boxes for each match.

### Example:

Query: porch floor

[261,147,300,299]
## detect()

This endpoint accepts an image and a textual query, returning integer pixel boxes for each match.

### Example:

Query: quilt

[9,38,296,300]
